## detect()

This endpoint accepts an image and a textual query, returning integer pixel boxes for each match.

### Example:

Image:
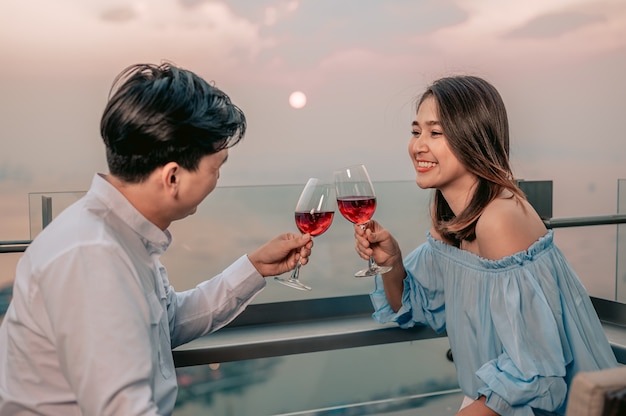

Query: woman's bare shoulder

[474,196,547,260]
[429,226,457,246]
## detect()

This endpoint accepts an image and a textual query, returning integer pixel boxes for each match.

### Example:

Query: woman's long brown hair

[418,76,526,246]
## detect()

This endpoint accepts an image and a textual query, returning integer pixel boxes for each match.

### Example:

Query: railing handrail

[0,240,31,253]
[2,213,626,253]
[544,214,626,228]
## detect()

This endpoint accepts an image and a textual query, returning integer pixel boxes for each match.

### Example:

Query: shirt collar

[88,173,172,255]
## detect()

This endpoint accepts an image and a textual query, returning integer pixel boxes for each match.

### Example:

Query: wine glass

[333,164,392,277]
[274,178,335,291]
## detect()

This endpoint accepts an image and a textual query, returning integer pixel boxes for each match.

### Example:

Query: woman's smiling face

[408,96,476,193]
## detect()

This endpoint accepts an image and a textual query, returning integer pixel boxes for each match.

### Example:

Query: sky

[1,0,626,297]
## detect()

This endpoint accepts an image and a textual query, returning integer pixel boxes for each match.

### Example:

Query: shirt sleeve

[370,243,446,333]
[38,242,161,416]
[167,254,266,348]
[476,270,569,415]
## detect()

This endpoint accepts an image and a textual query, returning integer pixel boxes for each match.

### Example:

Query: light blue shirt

[0,173,266,415]
[371,230,618,416]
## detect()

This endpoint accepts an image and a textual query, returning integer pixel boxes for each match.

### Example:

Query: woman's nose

[409,135,426,154]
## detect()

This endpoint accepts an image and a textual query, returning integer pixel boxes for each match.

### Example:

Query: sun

[289,91,307,109]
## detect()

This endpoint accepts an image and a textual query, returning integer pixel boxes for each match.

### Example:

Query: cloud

[254,0,467,68]
[263,1,299,26]
[220,0,299,25]
[0,0,269,78]
[100,6,138,23]
[178,0,209,8]
[505,11,605,38]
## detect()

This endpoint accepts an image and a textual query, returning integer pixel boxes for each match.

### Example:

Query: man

[0,62,312,415]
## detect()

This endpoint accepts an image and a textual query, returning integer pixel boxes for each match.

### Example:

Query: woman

[354,76,618,415]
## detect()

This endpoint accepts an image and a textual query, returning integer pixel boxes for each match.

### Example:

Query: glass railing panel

[163,181,431,303]
[617,179,626,303]
[552,225,619,301]
[16,182,624,303]
[20,183,430,303]
[173,337,460,416]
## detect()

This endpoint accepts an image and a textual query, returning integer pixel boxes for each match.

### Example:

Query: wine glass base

[274,276,312,291]
[354,265,393,278]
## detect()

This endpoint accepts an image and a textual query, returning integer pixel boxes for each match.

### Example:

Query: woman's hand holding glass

[353,219,401,270]
[334,164,392,277]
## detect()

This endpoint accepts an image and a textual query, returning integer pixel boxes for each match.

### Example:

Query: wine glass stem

[358,221,380,272]
[291,260,302,280]
[367,256,377,271]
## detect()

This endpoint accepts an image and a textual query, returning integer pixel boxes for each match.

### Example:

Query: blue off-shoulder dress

[371,230,618,416]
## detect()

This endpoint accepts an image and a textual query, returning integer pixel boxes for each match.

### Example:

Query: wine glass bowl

[336,196,376,225]
[333,165,392,277]
[275,178,335,291]
[295,211,334,237]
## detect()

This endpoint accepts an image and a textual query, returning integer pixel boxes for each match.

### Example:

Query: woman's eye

[411,130,421,137]
[431,131,442,137]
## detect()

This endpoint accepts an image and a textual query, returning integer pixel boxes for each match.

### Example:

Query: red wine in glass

[295,211,334,236]
[275,178,335,291]
[333,165,392,277]
[336,196,376,225]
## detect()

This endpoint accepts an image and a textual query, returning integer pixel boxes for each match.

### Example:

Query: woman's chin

[415,177,430,190]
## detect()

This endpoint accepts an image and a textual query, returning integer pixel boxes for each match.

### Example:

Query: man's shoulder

[28,199,123,260]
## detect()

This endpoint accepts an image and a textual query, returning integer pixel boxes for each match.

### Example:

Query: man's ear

[161,162,180,195]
